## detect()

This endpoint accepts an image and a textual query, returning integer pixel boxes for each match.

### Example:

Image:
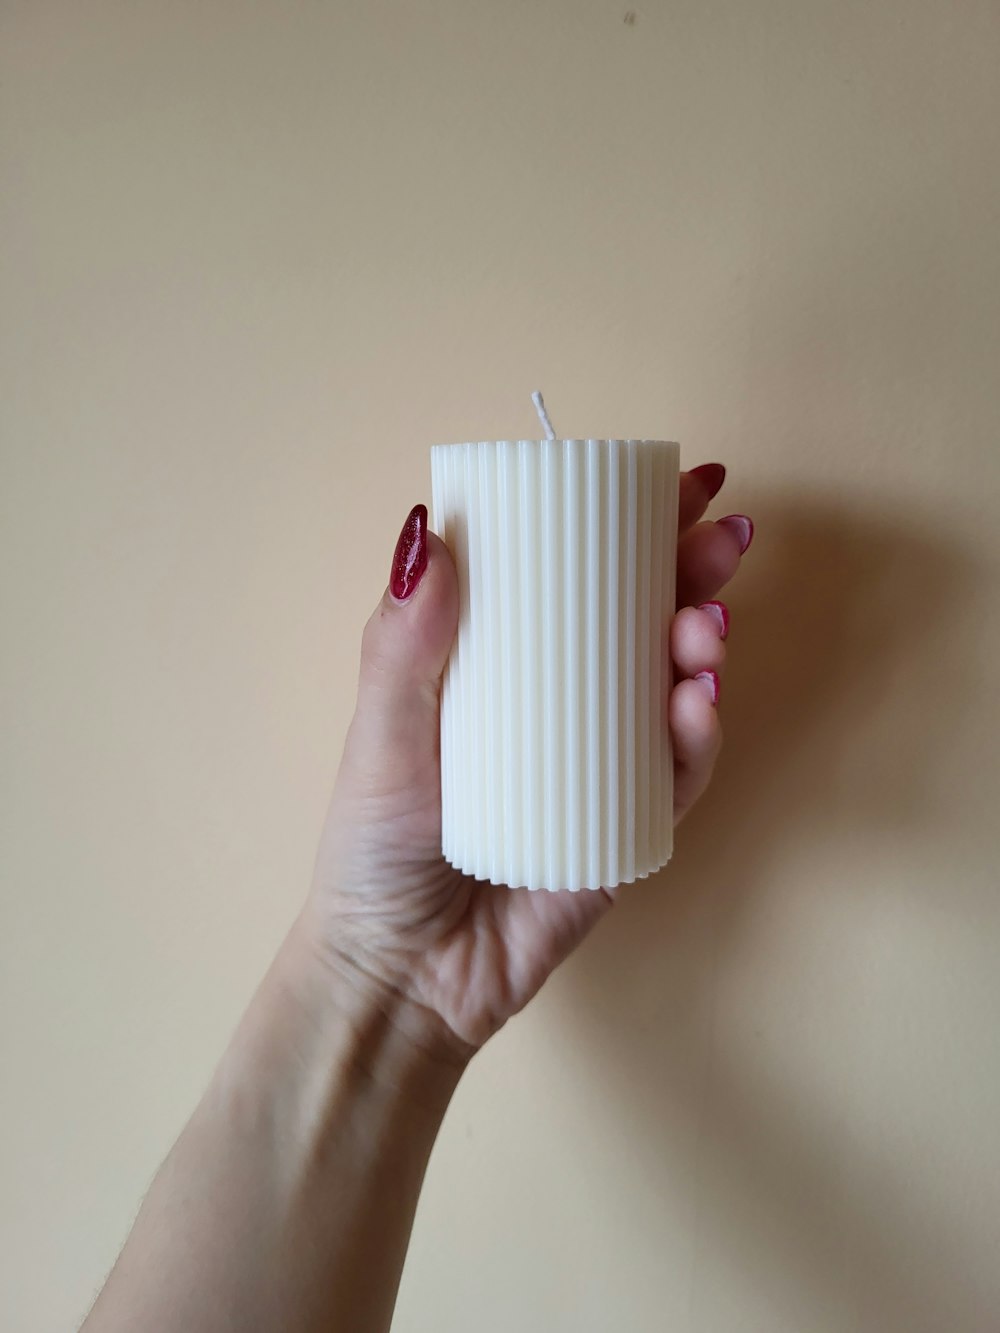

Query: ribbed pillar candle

[431,439,679,891]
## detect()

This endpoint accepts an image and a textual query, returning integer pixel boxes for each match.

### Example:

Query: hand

[299,465,753,1059]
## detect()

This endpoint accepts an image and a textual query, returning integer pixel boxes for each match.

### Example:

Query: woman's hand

[85,463,753,1333]
[299,464,753,1059]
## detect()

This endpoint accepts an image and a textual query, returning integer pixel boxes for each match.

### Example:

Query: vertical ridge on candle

[435,445,458,867]
[563,441,582,890]
[456,444,467,869]
[431,452,447,848]
[648,448,665,865]
[518,441,540,886]
[661,457,679,865]
[434,445,448,858]
[541,445,559,889]
[448,445,461,870]
[463,446,479,874]
[477,446,496,878]
[464,448,479,874]
[584,439,601,889]
[603,444,621,891]
[431,439,678,891]
[440,445,453,864]
[497,444,516,885]
[621,444,637,884]
[460,447,475,872]
[636,446,652,870]
[476,446,491,878]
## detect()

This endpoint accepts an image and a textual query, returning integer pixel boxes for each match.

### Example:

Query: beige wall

[3,3,999,1330]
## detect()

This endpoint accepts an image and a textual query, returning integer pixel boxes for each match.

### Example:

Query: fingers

[358,513,457,702]
[669,602,729,822]
[678,462,726,533]
[676,457,753,607]
[341,506,458,800]
[668,460,748,822]
[675,515,752,607]
[670,604,728,679]
[670,677,723,822]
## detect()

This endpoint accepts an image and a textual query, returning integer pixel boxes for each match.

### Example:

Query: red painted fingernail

[690,462,726,500]
[390,503,428,601]
[698,600,730,639]
[717,514,754,555]
[695,670,721,706]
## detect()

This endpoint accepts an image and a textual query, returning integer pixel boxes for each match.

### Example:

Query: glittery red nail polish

[390,503,428,601]
[698,600,730,639]
[717,514,754,555]
[695,669,721,706]
[689,462,726,500]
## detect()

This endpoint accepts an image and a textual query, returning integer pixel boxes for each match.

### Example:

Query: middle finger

[676,518,750,608]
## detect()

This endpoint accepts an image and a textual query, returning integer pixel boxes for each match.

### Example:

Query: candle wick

[531,390,557,441]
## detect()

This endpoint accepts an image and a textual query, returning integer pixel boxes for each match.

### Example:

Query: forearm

[83,919,466,1333]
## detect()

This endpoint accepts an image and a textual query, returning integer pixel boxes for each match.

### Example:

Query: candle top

[429,439,680,451]
[430,395,678,451]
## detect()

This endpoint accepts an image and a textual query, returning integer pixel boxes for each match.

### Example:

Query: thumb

[341,504,458,801]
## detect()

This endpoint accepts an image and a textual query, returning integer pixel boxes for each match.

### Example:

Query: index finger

[678,463,726,534]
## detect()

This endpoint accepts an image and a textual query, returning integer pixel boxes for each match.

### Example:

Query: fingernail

[698,600,730,639]
[695,670,721,706]
[717,514,754,555]
[690,462,726,500]
[390,503,428,601]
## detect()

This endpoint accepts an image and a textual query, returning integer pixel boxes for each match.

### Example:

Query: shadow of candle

[550,495,986,1330]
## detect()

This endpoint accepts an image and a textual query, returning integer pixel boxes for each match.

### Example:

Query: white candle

[431,406,679,891]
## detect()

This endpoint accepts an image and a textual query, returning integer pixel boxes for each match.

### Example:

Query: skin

[82,466,748,1333]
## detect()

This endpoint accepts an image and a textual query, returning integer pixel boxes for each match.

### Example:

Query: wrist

[292,891,479,1061]
[208,904,469,1141]
[194,916,464,1207]
[277,911,470,1108]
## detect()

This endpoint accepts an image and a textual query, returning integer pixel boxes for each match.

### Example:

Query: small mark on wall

[624,10,637,25]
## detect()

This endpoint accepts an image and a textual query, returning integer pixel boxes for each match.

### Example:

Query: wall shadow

[557,495,985,1330]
